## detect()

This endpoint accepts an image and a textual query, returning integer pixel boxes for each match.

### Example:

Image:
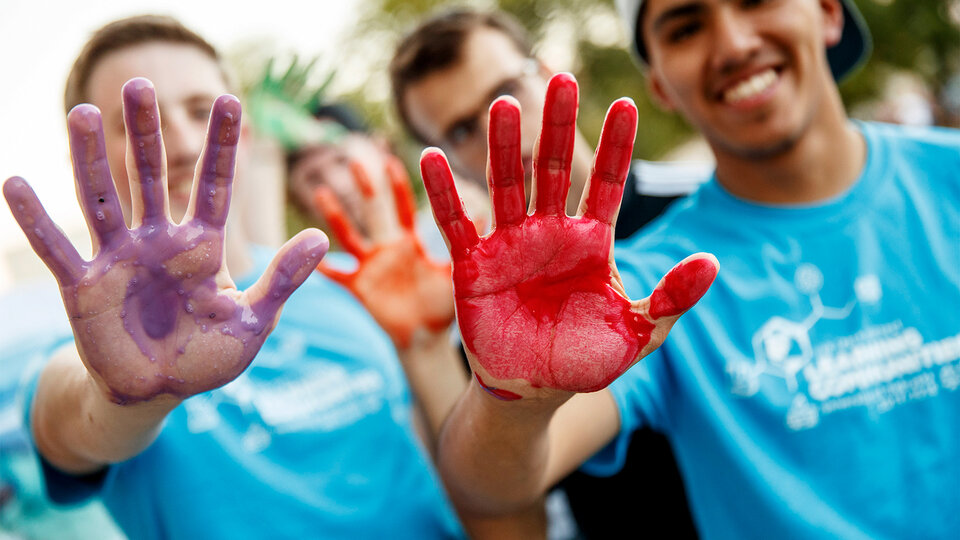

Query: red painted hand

[315,156,454,349]
[2,78,328,404]
[420,73,717,398]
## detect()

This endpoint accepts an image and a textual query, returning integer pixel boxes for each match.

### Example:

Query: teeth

[723,69,777,103]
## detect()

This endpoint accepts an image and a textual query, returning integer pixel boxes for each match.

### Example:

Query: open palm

[420,74,717,397]
[315,156,454,349]
[3,79,328,404]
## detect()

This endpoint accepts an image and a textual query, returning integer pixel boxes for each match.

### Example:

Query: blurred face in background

[84,41,229,223]
[287,128,392,233]
[402,26,550,189]
[642,0,844,160]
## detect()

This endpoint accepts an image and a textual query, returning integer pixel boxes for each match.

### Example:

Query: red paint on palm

[422,75,718,394]
[454,214,654,392]
[422,75,650,393]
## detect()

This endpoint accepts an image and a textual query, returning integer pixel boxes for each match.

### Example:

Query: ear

[647,72,677,112]
[819,0,844,47]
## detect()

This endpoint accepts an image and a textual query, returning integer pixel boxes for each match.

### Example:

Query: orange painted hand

[314,157,455,349]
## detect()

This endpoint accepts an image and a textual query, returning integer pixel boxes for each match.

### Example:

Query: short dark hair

[389,8,533,143]
[64,15,223,113]
[313,102,368,133]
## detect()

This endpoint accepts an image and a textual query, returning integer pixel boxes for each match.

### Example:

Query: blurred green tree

[335,0,958,164]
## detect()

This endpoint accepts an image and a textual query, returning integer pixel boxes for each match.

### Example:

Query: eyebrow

[652,2,706,33]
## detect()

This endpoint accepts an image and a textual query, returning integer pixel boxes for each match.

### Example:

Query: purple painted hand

[3,78,329,404]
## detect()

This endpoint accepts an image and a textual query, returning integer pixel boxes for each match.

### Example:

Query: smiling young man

[427,0,960,538]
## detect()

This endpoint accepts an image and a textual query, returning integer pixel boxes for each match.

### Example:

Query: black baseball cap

[615,0,871,81]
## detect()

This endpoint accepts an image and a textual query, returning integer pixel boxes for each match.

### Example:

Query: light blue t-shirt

[585,123,960,539]
[27,248,464,539]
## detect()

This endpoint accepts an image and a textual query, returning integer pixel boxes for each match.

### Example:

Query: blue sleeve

[580,349,666,477]
[581,241,672,476]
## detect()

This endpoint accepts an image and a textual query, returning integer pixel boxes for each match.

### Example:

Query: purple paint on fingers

[190,95,241,228]
[122,79,167,222]
[67,104,127,246]
[9,84,326,407]
[3,177,85,286]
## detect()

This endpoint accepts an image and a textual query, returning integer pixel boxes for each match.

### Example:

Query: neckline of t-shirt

[696,121,887,229]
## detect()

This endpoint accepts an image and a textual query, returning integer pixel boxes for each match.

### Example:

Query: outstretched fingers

[581,98,637,225]
[245,229,330,326]
[533,73,578,216]
[67,104,126,247]
[189,95,242,228]
[316,261,354,287]
[314,186,370,259]
[122,78,168,225]
[3,178,84,286]
[419,148,480,257]
[386,156,417,232]
[487,97,527,228]
[350,159,399,243]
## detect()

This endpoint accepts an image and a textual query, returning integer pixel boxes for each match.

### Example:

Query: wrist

[468,364,575,409]
[83,371,182,418]
[467,374,569,423]
[397,327,456,363]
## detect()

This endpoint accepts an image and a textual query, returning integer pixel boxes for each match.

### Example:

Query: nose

[161,111,203,170]
[710,8,762,75]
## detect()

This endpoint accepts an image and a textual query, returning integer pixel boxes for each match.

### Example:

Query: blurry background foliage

[336,0,959,161]
[230,0,959,201]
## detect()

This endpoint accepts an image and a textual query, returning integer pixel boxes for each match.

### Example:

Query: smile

[722,68,778,104]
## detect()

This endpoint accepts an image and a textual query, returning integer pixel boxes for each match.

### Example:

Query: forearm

[437,379,560,516]
[396,331,469,442]
[31,346,179,474]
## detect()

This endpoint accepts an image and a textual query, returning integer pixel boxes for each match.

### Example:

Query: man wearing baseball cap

[432,1,960,537]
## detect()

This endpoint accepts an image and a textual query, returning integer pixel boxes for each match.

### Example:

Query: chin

[735,134,801,160]
[710,120,806,161]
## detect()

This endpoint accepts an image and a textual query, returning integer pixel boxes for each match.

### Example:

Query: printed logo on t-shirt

[182,329,394,452]
[726,263,960,430]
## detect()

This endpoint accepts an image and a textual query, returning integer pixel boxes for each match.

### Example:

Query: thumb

[633,253,718,353]
[648,253,719,320]
[244,229,330,331]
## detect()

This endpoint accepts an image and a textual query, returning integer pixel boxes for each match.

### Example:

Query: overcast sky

[0,0,361,291]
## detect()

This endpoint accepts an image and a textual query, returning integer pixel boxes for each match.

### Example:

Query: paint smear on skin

[455,217,653,393]
[649,258,717,319]
[475,372,522,401]
[97,229,324,405]
[71,95,325,404]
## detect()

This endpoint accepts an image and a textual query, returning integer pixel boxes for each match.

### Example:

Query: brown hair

[64,14,222,113]
[389,8,534,143]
